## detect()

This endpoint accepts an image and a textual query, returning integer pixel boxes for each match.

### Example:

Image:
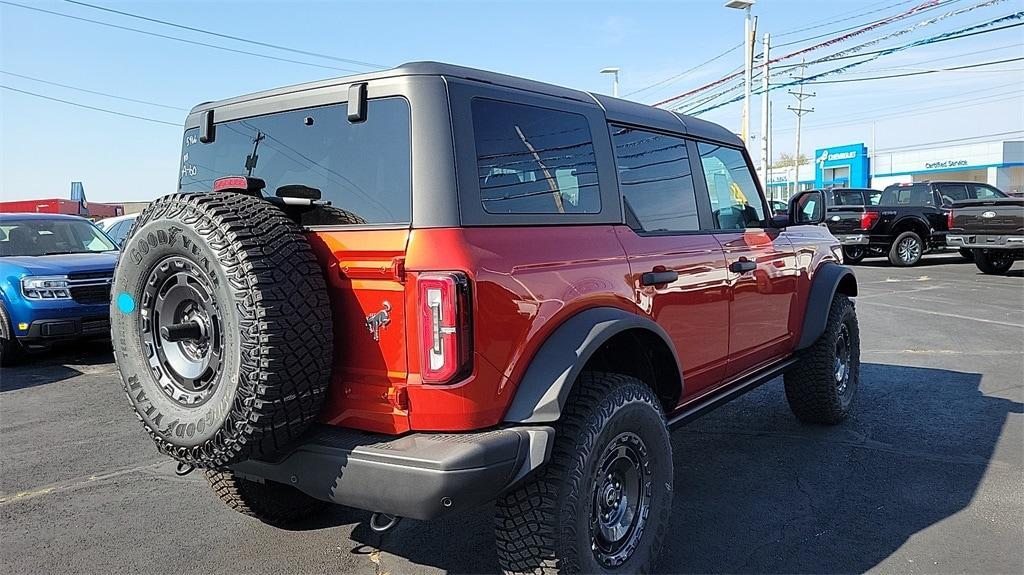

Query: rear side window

[937,183,969,205]
[179,97,412,227]
[610,126,698,233]
[831,190,866,206]
[881,184,933,206]
[697,143,766,229]
[472,99,600,214]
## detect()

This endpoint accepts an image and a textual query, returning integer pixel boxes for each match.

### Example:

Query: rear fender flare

[503,307,681,424]
[796,263,858,350]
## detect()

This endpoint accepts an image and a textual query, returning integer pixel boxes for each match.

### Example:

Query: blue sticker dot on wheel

[117,292,136,314]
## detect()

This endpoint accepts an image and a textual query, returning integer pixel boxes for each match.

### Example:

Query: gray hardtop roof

[190,61,742,146]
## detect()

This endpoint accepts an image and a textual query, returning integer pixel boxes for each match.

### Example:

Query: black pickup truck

[791,182,1008,266]
[947,197,1023,275]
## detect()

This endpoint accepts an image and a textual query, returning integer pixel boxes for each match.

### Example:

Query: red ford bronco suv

[111,62,859,574]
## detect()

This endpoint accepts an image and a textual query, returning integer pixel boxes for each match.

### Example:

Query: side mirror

[790,190,826,226]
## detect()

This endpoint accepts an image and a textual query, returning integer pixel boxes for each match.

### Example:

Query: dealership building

[762,138,1024,200]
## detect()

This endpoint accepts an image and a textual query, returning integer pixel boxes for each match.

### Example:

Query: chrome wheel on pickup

[888,231,923,267]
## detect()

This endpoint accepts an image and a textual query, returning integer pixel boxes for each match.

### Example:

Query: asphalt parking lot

[1,254,1021,574]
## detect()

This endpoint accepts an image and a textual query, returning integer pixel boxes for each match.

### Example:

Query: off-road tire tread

[494,372,670,574]
[205,469,326,525]
[114,192,332,468]
[784,295,859,424]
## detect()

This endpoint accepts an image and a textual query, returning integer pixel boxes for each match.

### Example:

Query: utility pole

[788,60,814,196]
[760,31,771,192]
[743,14,757,144]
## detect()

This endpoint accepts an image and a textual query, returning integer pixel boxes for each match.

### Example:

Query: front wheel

[495,373,672,574]
[888,231,923,266]
[784,295,860,424]
[842,246,865,264]
[974,250,1015,275]
[0,304,23,367]
[959,248,975,262]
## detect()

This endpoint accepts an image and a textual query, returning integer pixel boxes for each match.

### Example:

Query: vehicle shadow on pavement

[337,362,1021,574]
[0,340,114,392]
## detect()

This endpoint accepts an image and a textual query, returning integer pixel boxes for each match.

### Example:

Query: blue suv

[0,213,119,363]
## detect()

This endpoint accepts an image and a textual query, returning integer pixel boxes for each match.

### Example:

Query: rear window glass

[472,99,600,215]
[179,97,411,227]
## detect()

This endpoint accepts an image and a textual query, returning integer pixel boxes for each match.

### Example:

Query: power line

[62,0,386,69]
[873,130,1024,152]
[773,0,963,48]
[0,84,180,126]
[798,56,1024,84]
[0,70,187,110]
[775,0,921,38]
[626,44,741,98]
[0,1,364,73]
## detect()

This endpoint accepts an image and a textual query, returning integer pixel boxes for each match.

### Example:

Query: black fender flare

[891,215,932,238]
[796,263,858,350]
[503,307,681,424]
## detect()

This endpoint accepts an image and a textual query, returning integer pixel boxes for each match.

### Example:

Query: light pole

[724,0,755,145]
[600,67,620,97]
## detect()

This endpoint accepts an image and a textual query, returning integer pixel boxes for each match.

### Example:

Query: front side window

[697,143,766,229]
[610,126,698,233]
[0,219,115,257]
[179,98,412,227]
[472,99,599,214]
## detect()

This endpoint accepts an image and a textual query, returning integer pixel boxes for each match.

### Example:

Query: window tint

[105,220,130,245]
[971,184,1005,199]
[795,192,823,224]
[472,99,599,214]
[831,190,866,206]
[880,184,933,206]
[697,143,766,229]
[937,183,969,205]
[179,98,411,226]
[610,126,698,233]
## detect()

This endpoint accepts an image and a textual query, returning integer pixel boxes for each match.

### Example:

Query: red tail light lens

[418,272,472,384]
[212,176,266,193]
[860,211,880,230]
[947,209,955,230]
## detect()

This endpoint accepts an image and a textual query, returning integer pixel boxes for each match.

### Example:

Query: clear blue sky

[2,0,1022,202]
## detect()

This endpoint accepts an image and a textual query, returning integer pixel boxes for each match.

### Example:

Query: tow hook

[368,512,402,534]
[175,462,195,477]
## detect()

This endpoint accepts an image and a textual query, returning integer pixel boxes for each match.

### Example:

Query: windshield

[0,219,116,257]
[178,98,412,227]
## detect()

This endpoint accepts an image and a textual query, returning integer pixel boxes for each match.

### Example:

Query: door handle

[640,270,679,286]
[729,260,757,273]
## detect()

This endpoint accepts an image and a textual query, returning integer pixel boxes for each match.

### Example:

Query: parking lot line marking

[859,300,1024,329]
[0,460,165,506]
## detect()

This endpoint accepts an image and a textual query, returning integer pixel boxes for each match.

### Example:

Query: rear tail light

[859,211,880,230]
[947,209,955,230]
[418,272,472,384]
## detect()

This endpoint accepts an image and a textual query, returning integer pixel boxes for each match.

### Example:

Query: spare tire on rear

[111,192,333,468]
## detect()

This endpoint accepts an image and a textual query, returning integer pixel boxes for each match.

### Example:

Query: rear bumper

[231,424,554,520]
[833,234,870,245]
[947,234,1024,250]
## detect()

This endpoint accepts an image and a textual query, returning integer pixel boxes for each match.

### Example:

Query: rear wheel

[888,231,923,266]
[495,372,672,574]
[784,295,860,425]
[974,250,1015,275]
[0,304,23,367]
[206,469,327,525]
[842,246,865,264]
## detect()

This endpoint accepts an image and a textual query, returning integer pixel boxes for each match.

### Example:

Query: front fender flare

[503,307,681,424]
[796,263,857,350]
